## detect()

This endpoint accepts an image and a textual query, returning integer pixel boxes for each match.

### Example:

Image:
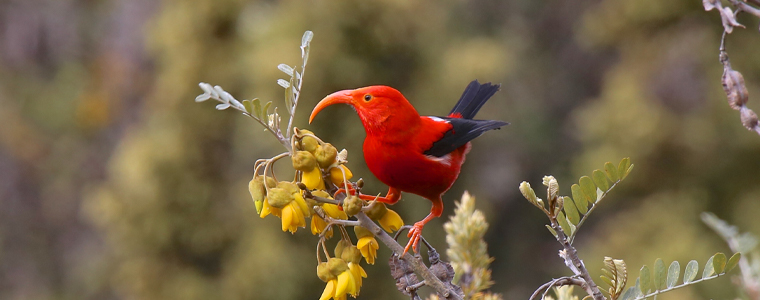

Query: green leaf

[592,169,610,191]
[252,98,262,119]
[624,164,634,180]
[639,265,651,293]
[571,184,588,214]
[654,258,666,290]
[712,252,727,274]
[579,176,596,203]
[618,158,631,180]
[545,225,557,238]
[263,101,272,115]
[277,64,294,77]
[683,260,698,283]
[666,261,680,288]
[620,286,638,300]
[604,162,619,182]
[726,253,741,273]
[242,100,252,114]
[557,212,573,236]
[564,197,581,225]
[600,274,614,288]
[703,255,715,278]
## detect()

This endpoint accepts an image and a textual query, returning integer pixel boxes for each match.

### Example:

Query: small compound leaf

[667,261,680,288]
[654,258,666,290]
[684,260,698,283]
[252,98,262,119]
[242,100,252,114]
[620,286,638,300]
[726,253,741,273]
[604,162,619,182]
[640,265,651,293]
[263,101,272,115]
[571,184,588,214]
[703,256,715,278]
[278,64,294,77]
[564,197,581,225]
[579,176,596,203]
[592,169,610,191]
[596,188,604,202]
[277,79,290,89]
[600,274,614,288]
[302,30,314,47]
[215,103,230,110]
[623,164,634,180]
[712,252,727,274]
[618,158,631,180]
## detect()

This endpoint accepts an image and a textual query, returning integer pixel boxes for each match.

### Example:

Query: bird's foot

[335,187,397,203]
[403,222,425,255]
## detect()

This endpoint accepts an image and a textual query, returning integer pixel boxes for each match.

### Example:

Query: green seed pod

[317,262,335,282]
[365,202,389,220]
[341,245,362,264]
[334,239,352,258]
[354,225,373,239]
[315,143,338,169]
[291,151,317,171]
[267,188,293,208]
[249,176,266,214]
[277,181,300,195]
[342,195,362,216]
[327,257,349,276]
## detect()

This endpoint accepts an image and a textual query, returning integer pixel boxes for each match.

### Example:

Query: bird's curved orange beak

[309,90,354,124]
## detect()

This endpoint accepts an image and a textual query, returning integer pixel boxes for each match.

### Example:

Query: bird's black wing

[423,117,508,157]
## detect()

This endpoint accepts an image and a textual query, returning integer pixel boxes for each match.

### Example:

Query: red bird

[309,80,508,254]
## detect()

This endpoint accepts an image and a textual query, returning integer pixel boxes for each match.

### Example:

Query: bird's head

[309,86,420,134]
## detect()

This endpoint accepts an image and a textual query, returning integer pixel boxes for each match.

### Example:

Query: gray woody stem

[549,219,606,300]
[354,213,463,300]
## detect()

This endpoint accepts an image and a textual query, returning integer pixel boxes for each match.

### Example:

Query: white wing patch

[425,152,453,166]
[425,116,448,123]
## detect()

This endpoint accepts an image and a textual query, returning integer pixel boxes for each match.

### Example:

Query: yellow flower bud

[298,129,320,153]
[334,239,352,258]
[329,165,353,185]
[292,151,317,171]
[277,181,300,195]
[341,245,362,264]
[342,195,362,216]
[317,262,335,282]
[365,201,388,220]
[357,236,379,265]
[302,167,325,190]
[311,216,332,238]
[293,192,311,216]
[315,143,338,169]
[327,257,349,276]
[267,188,293,208]
[264,176,277,188]
[379,208,403,233]
[311,190,331,199]
[249,176,266,214]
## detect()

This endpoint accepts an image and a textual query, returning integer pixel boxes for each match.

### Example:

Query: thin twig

[529,276,586,300]
[549,218,606,300]
[354,212,463,300]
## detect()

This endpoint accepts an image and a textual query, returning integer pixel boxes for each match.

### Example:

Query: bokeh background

[2,0,760,299]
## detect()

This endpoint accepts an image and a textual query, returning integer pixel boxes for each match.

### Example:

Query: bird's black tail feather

[448,80,500,119]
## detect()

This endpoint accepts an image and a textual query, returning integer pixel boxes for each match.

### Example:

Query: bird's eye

[364,94,372,101]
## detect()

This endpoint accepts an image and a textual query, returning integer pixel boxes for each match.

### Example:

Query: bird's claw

[403,222,425,256]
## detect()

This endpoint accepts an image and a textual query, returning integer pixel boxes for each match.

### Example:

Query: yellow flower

[322,203,348,220]
[303,166,325,190]
[319,258,357,300]
[357,236,379,265]
[281,202,306,233]
[329,165,353,185]
[378,208,404,233]
[259,198,281,218]
[348,262,367,292]
[311,215,333,239]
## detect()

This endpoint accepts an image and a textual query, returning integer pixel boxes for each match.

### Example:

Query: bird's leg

[403,196,443,255]
[335,186,401,204]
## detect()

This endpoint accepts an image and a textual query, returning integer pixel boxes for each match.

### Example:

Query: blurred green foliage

[1,0,760,299]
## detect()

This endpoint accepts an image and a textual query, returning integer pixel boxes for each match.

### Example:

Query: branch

[548,218,606,300]
[529,276,587,300]
[354,212,464,300]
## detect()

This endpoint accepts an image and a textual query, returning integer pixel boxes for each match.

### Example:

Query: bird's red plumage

[309,83,502,254]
